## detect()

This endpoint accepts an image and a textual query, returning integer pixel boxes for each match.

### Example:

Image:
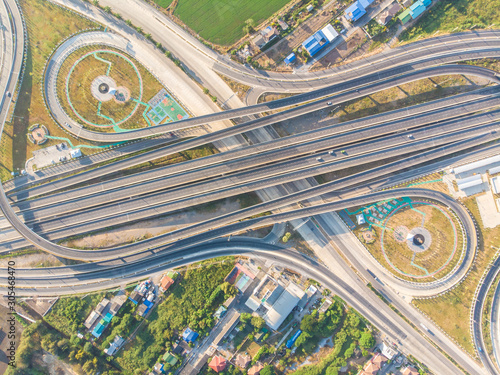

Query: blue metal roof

[284,53,296,64]
[410,1,426,18]
[302,30,329,56]
[344,1,367,22]
[182,327,199,342]
[92,323,106,338]
[358,0,374,8]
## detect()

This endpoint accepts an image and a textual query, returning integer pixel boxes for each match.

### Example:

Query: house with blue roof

[408,0,432,19]
[301,24,339,57]
[344,0,375,22]
[284,53,296,65]
[409,0,426,18]
[92,322,106,338]
[182,327,199,343]
[344,2,366,22]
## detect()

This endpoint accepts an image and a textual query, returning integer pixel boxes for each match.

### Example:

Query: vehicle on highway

[327,102,332,105]
[317,157,324,162]
[6,91,10,97]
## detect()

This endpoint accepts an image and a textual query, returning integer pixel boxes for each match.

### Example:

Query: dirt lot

[33,350,79,375]
[0,252,64,268]
[62,198,241,249]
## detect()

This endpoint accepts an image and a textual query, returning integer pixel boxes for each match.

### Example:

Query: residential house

[182,327,199,343]
[248,362,264,375]
[402,366,419,375]
[361,353,388,375]
[209,356,227,373]
[104,335,125,356]
[278,19,289,30]
[376,2,402,25]
[252,26,280,50]
[163,352,178,366]
[235,353,251,369]
[159,275,174,293]
[84,311,100,329]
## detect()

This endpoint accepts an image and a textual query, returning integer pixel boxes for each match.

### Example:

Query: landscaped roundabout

[55,45,188,132]
[350,197,464,283]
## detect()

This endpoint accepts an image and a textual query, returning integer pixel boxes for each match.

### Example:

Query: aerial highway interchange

[3,0,500,374]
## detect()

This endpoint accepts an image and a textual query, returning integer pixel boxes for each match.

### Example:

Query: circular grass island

[354,198,464,283]
[55,46,185,132]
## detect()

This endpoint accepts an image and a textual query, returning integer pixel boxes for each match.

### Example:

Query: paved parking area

[30,143,74,171]
[476,190,500,228]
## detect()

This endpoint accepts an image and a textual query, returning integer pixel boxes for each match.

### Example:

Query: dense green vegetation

[240,312,267,332]
[116,260,236,374]
[172,0,293,45]
[45,292,107,337]
[279,301,375,375]
[100,301,142,351]
[6,321,118,375]
[400,0,500,42]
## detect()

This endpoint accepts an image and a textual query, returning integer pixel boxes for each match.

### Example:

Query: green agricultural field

[400,0,500,42]
[151,0,174,7]
[173,0,293,46]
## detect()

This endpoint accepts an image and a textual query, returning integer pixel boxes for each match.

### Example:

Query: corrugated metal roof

[322,24,339,42]
[491,176,500,194]
[398,8,412,22]
[456,174,482,185]
[453,154,500,174]
[410,2,426,18]
[359,0,375,8]
[262,282,305,330]
[344,2,366,21]
[458,180,483,190]
[489,165,500,175]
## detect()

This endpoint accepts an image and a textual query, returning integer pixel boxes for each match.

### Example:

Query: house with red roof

[209,356,227,373]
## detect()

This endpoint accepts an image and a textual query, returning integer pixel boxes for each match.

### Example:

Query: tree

[300,314,317,334]
[83,341,94,354]
[294,331,311,348]
[325,365,339,375]
[359,330,375,349]
[221,281,238,297]
[240,312,252,324]
[126,19,132,26]
[104,5,111,12]
[251,316,266,331]
[92,0,99,5]
[244,19,255,34]
[57,338,70,353]
[260,365,275,375]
